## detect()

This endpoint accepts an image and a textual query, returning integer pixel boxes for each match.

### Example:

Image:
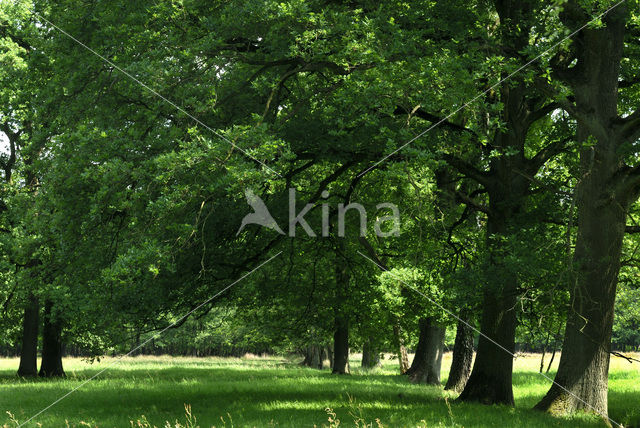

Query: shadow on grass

[0,365,623,428]
[609,389,640,428]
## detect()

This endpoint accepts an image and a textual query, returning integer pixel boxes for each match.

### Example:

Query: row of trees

[0,0,639,423]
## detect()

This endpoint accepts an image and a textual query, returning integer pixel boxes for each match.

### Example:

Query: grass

[0,352,638,427]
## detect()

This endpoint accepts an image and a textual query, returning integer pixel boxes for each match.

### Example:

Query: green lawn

[0,353,637,427]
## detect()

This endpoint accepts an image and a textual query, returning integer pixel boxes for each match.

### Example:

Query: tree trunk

[458,287,516,404]
[393,323,410,374]
[405,318,428,377]
[539,331,551,373]
[445,317,474,392]
[406,317,445,385]
[534,136,625,416]
[311,345,322,369]
[301,348,310,366]
[454,0,549,406]
[39,300,65,377]
[361,337,381,368]
[332,316,350,374]
[17,295,39,377]
[535,5,629,419]
[546,346,557,374]
[332,255,350,375]
[534,181,624,415]
[301,344,323,369]
[458,207,519,405]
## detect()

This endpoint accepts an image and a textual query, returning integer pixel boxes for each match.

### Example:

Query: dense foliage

[0,0,639,424]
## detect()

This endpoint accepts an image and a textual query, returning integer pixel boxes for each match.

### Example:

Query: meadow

[0,353,638,428]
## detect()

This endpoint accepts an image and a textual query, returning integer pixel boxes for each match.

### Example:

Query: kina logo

[236,188,400,238]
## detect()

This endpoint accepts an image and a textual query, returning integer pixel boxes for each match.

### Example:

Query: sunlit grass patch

[0,353,636,427]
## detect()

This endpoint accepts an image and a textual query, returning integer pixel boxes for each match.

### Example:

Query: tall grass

[0,353,637,427]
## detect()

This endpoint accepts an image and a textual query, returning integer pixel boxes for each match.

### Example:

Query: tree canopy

[0,0,639,425]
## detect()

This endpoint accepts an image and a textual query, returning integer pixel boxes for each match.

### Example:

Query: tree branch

[534,78,611,140]
[0,22,32,52]
[441,153,490,187]
[454,189,490,215]
[526,102,561,126]
[394,106,477,137]
[618,108,640,144]
[619,76,640,89]
[358,236,389,270]
[526,137,572,174]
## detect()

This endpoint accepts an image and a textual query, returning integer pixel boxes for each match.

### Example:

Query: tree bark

[405,318,428,377]
[445,317,474,392]
[546,346,557,374]
[458,201,520,405]
[454,7,541,398]
[301,344,323,369]
[310,344,323,369]
[332,253,350,375]
[535,162,624,415]
[39,300,65,377]
[321,346,329,366]
[326,345,333,369]
[539,332,550,373]
[393,323,410,374]
[361,336,381,368]
[406,317,446,385]
[17,294,39,377]
[332,315,350,374]
[535,4,630,419]
[434,0,586,406]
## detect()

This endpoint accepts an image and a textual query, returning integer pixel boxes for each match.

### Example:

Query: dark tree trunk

[546,346,557,374]
[301,344,323,369]
[405,318,428,377]
[406,317,445,385]
[300,347,311,366]
[458,283,516,405]
[535,163,624,415]
[453,0,555,407]
[458,206,519,405]
[321,346,329,366]
[311,345,323,369]
[445,317,474,392]
[539,332,550,373]
[432,169,472,391]
[393,323,410,374]
[17,295,39,377]
[332,255,350,375]
[535,4,631,419]
[332,316,350,374]
[361,337,381,368]
[39,300,65,377]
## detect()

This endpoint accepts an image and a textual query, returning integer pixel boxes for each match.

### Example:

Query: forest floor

[0,353,638,428]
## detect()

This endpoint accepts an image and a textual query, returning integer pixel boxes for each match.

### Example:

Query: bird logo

[236,189,285,236]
